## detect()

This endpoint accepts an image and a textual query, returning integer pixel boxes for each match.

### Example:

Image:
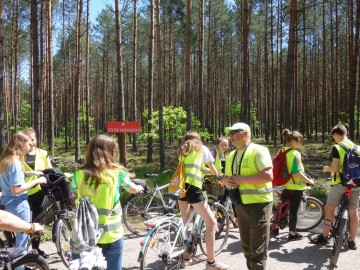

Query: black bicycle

[329,182,355,266]
[33,168,74,268]
[0,247,49,270]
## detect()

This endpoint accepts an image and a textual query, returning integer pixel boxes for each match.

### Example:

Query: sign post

[107,121,140,166]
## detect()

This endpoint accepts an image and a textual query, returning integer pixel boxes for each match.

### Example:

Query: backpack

[168,162,186,198]
[70,197,104,254]
[272,148,295,186]
[339,143,360,187]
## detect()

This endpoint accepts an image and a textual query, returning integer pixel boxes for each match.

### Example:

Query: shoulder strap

[283,148,293,155]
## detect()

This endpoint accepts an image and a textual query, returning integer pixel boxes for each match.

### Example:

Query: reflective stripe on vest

[283,147,307,191]
[23,148,49,195]
[225,144,273,204]
[75,169,123,244]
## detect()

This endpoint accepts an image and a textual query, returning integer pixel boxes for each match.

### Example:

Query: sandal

[180,257,199,268]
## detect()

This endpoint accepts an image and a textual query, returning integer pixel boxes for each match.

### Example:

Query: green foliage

[140,106,210,141]
[8,99,31,132]
[226,102,259,130]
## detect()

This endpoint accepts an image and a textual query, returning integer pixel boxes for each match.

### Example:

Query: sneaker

[206,260,230,270]
[348,241,357,250]
[288,232,303,241]
[180,257,199,268]
[310,234,328,245]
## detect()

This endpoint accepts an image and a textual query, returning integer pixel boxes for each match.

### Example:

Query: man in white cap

[222,122,273,270]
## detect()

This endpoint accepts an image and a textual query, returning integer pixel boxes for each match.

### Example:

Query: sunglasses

[229,129,244,135]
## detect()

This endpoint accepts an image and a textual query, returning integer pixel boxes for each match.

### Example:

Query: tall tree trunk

[156,0,165,170]
[132,0,138,152]
[185,0,192,131]
[322,1,327,142]
[74,0,82,161]
[241,0,250,123]
[284,0,297,129]
[46,0,54,153]
[146,0,154,163]
[198,0,204,127]
[0,0,4,152]
[85,0,91,144]
[31,0,41,140]
[115,0,126,164]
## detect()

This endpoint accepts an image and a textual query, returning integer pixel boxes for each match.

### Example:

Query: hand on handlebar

[135,185,144,194]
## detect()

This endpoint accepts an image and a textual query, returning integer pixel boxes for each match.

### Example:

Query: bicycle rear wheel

[297,197,324,231]
[140,222,182,270]
[10,252,50,270]
[199,203,229,256]
[55,216,73,268]
[123,193,162,235]
[330,217,347,266]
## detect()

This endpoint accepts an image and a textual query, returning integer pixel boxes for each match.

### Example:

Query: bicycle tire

[297,197,324,231]
[10,252,50,270]
[123,193,163,235]
[140,221,182,270]
[330,217,347,266]
[199,203,229,256]
[207,194,218,205]
[55,217,72,268]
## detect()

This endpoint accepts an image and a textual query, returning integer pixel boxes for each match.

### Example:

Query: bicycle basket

[203,175,223,196]
[43,168,72,204]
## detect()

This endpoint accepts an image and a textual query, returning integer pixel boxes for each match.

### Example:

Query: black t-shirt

[330,146,340,159]
[25,154,36,170]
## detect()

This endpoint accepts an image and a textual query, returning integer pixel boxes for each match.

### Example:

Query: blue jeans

[72,237,124,270]
[2,194,30,248]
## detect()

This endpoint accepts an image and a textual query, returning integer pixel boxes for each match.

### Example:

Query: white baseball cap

[225,123,251,135]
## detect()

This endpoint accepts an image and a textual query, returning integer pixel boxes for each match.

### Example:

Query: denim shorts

[326,184,360,206]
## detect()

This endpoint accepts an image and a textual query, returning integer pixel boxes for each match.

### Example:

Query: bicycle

[270,185,324,235]
[33,169,75,268]
[138,175,230,270]
[123,171,180,235]
[0,247,49,270]
[329,181,355,266]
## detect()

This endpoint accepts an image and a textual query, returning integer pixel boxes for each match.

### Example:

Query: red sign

[107,121,141,133]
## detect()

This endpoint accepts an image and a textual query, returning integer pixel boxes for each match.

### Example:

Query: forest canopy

[0,0,359,166]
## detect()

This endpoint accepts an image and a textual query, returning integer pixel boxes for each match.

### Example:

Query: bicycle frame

[330,187,351,237]
[138,207,203,262]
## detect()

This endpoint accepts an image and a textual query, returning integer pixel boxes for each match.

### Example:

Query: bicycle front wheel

[55,217,73,268]
[140,222,182,270]
[11,252,50,270]
[123,193,162,235]
[330,217,347,266]
[199,203,229,256]
[297,197,324,231]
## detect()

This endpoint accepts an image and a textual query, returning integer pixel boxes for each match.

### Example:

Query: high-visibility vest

[225,143,273,204]
[183,150,207,189]
[74,168,123,244]
[332,140,354,185]
[23,148,49,195]
[282,147,307,190]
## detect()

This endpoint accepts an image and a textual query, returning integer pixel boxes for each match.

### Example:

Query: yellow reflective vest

[282,147,307,191]
[74,169,123,244]
[23,148,49,195]
[225,143,273,204]
[183,150,207,189]
[332,140,355,185]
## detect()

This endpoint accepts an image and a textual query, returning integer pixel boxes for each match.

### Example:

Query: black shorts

[178,183,205,204]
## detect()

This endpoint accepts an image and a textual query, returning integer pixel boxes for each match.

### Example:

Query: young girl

[276,129,314,240]
[23,127,52,257]
[70,134,144,270]
[0,131,47,249]
[177,131,229,270]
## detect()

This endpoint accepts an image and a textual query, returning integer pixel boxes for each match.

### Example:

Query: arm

[124,182,144,194]
[323,158,340,173]
[225,167,273,188]
[0,210,43,232]
[206,161,218,175]
[293,152,314,185]
[11,176,47,195]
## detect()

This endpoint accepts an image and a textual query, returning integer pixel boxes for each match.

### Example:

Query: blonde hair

[80,134,134,192]
[0,132,30,173]
[282,129,304,145]
[178,131,203,157]
[23,127,37,144]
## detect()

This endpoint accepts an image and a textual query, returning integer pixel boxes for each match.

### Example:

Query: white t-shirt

[201,145,215,164]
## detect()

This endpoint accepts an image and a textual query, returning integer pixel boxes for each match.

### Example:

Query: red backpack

[272,148,295,186]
